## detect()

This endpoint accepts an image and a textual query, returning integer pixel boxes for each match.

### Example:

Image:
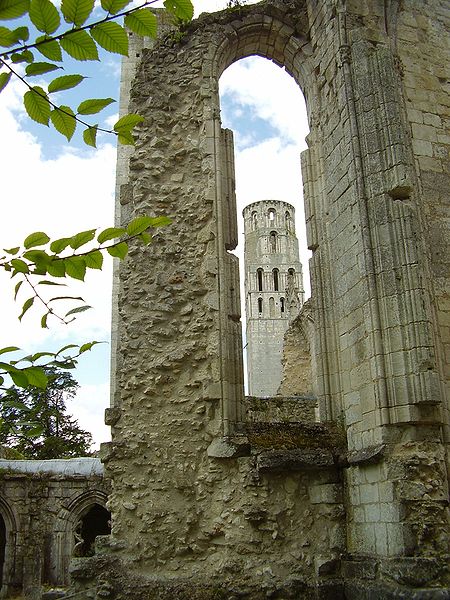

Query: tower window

[269,297,275,317]
[258,298,263,314]
[280,297,285,313]
[257,268,263,291]
[285,211,291,230]
[252,211,257,230]
[269,231,277,253]
[268,208,275,221]
[272,268,279,291]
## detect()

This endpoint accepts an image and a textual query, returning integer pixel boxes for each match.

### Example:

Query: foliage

[0,0,193,392]
[0,0,194,146]
[0,367,93,458]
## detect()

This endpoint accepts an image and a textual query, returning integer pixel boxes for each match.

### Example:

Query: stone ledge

[207,436,251,458]
[256,448,335,472]
[347,444,387,466]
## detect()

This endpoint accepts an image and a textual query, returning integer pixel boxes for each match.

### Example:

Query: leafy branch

[1,215,171,326]
[0,341,104,390]
[0,0,194,145]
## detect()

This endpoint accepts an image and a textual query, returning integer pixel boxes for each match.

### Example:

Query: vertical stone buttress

[243,200,304,396]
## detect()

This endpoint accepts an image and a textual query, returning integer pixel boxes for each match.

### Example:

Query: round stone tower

[243,200,305,397]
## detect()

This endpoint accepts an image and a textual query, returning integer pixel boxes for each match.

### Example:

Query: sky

[0,0,309,449]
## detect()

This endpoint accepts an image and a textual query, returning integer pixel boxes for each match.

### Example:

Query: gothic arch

[194,5,336,426]
[52,490,109,586]
[0,497,17,598]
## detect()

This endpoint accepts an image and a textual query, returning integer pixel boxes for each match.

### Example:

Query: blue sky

[0,0,310,448]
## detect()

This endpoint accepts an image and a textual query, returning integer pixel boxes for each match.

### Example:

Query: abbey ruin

[0,0,449,598]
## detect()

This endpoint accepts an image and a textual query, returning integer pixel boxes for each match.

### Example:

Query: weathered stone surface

[65,0,450,597]
[256,448,335,472]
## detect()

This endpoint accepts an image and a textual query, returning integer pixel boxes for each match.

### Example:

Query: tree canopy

[0,367,92,458]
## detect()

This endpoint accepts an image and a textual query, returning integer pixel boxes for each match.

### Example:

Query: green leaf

[61,0,95,26]
[64,256,86,280]
[84,249,103,269]
[97,226,125,244]
[126,215,154,236]
[48,295,83,302]
[164,0,193,22]
[38,279,65,286]
[0,25,28,46]
[11,49,34,63]
[4,246,20,255]
[0,346,20,356]
[107,242,128,259]
[23,249,51,269]
[0,71,11,93]
[114,113,144,132]
[91,21,128,55]
[13,25,29,40]
[50,237,71,253]
[14,280,23,299]
[69,229,96,250]
[65,305,92,317]
[55,343,78,354]
[24,231,50,249]
[139,231,152,244]
[28,351,55,361]
[50,105,76,141]
[19,297,34,321]
[36,35,62,61]
[150,215,172,228]
[0,26,20,47]
[77,97,114,115]
[41,313,48,328]
[23,366,48,388]
[83,124,97,147]
[29,0,60,34]
[47,259,66,277]
[79,340,101,353]
[60,29,99,61]
[0,0,30,20]
[24,86,50,125]
[117,129,135,145]
[10,259,29,274]
[48,73,84,93]
[10,369,28,388]
[25,61,59,76]
[100,0,130,15]
[124,9,157,38]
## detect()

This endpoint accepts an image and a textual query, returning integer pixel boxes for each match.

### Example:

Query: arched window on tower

[257,268,263,291]
[280,297,285,314]
[285,211,291,231]
[268,208,275,222]
[258,297,263,315]
[269,297,275,317]
[269,231,277,253]
[272,268,279,291]
[251,211,258,230]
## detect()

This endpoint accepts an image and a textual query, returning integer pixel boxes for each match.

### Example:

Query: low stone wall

[0,459,109,598]
[245,395,318,424]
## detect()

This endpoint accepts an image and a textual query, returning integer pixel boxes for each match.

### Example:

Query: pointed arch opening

[219,54,312,399]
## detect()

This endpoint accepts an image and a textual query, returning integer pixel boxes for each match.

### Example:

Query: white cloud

[0,78,116,445]
[220,56,309,147]
[70,383,111,451]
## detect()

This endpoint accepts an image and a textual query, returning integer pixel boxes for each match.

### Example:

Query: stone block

[309,483,343,504]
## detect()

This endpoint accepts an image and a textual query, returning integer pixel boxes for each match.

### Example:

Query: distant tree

[0,367,92,458]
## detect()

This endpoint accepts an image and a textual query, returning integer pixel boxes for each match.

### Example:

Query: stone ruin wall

[71,0,449,598]
[278,300,314,398]
[0,459,109,598]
